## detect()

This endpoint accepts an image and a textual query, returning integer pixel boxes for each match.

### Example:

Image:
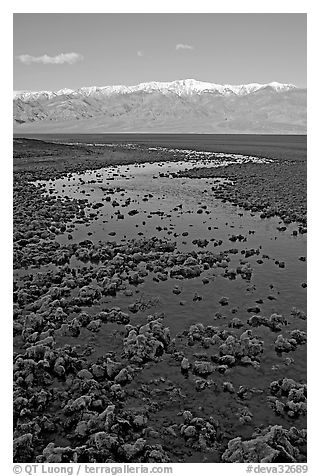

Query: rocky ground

[13,138,307,463]
[175,161,306,227]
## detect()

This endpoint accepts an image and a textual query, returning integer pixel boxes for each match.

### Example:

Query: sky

[13,13,307,91]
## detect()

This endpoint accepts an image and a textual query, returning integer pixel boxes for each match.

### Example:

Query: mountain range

[13,79,307,134]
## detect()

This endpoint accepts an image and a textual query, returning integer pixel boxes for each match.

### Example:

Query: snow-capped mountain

[13,79,297,101]
[13,79,306,134]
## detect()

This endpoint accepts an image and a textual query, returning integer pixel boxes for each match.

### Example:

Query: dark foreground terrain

[13,136,307,463]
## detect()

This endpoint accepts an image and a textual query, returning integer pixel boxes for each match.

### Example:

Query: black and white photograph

[10,4,309,471]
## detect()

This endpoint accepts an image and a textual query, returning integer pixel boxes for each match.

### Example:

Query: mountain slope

[13,79,307,134]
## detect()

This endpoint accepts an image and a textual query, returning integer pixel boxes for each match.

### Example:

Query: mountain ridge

[13,78,300,101]
[13,79,307,134]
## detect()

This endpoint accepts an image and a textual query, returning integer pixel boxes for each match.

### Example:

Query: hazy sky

[13,13,307,91]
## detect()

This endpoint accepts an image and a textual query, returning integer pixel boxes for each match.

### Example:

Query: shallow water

[16,132,307,161]
[37,156,307,337]
[17,152,307,460]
